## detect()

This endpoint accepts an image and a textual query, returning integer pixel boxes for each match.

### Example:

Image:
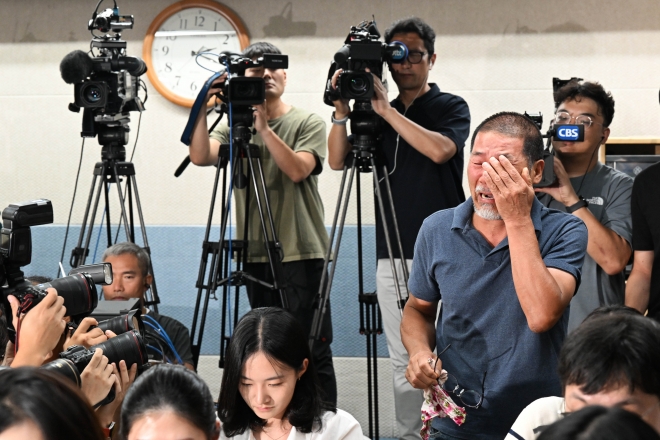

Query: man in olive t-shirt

[188,42,336,404]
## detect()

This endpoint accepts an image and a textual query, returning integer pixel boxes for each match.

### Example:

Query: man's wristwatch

[331,111,349,126]
[566,196,589,213]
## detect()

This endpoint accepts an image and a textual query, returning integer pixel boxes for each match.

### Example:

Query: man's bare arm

[401,293,439,389]
[626,250,654,314]
[484,156,577,332]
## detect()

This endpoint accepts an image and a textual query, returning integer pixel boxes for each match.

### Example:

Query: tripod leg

[112,163,133,242]
[129,174,160,307]
[371,158,406,315]
[71,167,102,267]
[244,146,288,309]
[380,166,410,290]
[309,162,357,349]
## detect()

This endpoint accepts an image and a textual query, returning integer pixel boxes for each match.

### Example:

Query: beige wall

[1,0,659,226]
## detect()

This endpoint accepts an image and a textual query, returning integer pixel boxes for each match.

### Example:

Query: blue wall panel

[21,225,390,357]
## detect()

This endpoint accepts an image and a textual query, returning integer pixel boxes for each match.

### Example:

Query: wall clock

[143,0,249,107]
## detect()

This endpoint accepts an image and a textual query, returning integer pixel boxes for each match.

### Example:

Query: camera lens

[98,309,144,336]
[90,330,147,368]
[349,77,368,94]
[84,85,103,103]
[38,273,98,317]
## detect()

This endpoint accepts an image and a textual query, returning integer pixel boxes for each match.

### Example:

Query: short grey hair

[102,242,150,277]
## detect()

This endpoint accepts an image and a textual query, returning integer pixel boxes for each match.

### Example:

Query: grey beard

[473,202,502,221]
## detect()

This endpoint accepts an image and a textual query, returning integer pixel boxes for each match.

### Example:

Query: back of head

[102,242,151,277]
[471,111,544,167]
[0,367,104,440]
[120,364,216,440]
[558,313,660,398]
[537,405,660,440]
[553,80,615,127]
[218,307,326,435]
[242,41,282,59]
[384,17,435,58]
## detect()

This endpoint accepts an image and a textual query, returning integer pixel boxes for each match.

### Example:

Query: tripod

[69,137,160,309]
[309,111,410,439]
[188,124,287,369]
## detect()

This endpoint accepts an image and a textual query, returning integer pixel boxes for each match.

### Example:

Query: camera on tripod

[0,200,111,339]
[212,52,289,126]
[60,2,146,144]
[323,18,407,102]
[526,76,585,188]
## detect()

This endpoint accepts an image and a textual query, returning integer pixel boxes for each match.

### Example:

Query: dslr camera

[60,2,146,144]
[0,200,111,340]
[324,18,407,102]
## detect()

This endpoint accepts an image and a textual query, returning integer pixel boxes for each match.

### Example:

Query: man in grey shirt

[536,80,632,332]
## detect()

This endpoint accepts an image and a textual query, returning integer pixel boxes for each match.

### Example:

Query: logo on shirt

[586,196,604,206]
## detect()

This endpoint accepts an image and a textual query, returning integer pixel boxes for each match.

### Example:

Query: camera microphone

[60,50,94,84]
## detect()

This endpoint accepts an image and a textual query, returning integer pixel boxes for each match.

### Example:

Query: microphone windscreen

[60,50,93,84]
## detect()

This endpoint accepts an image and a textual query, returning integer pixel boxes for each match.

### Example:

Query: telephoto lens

[97,309,145,336]
[40,358,81,386]
[59,330,148,373]
[37,273,98,317]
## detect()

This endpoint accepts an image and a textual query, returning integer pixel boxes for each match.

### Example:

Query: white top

[505,396,565,440]
[220,410,367,440]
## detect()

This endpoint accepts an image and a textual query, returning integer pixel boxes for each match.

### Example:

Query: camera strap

[180,70,225,146]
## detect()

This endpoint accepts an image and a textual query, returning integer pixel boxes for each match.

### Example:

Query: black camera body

[1,200,108,341]
[219,52,289,106]
[324,19,407,102]
[61,4,146,144]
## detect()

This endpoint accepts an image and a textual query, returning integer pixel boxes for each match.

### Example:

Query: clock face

[144,3,248,106]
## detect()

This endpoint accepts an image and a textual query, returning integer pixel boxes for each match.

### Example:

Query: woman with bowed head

[218,307,366,439]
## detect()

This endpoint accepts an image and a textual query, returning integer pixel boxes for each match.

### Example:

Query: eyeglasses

[553,111,603,128]
[405,51,427,64]
[434,344,486,409]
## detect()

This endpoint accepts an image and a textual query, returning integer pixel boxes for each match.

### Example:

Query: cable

[142,315,183,364]
[57,138,87,277]
[378,71,428,183]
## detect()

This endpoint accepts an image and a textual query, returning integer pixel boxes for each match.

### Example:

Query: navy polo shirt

[409,198,587,439]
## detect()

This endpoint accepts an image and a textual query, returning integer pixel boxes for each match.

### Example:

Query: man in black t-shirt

[101,242,194,370]
[626,162,660,320]
[328,17,470,440]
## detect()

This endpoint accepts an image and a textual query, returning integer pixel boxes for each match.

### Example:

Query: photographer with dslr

[327,17,470,439]
[536,80,633,332]
[188,42,336,405]
[101,242,195,370]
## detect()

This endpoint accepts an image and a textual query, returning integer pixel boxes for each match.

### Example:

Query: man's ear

[600,126,610,145]
[144,274,153,290]
[429,53,436,69]
[531,159,545,185]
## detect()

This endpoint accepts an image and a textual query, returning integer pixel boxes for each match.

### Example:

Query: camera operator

[536,80,633,332]
[327,17,470,438]
[101,242,195,371]
[188,42,337,405]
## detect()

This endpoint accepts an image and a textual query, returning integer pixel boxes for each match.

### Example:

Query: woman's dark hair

[0,367,104,440]
[384,17,435,58]
[558,312,660,398]
[120,364,216,440]
[553,80,615,127]
[218,307,332,436]
[537,405,660,440]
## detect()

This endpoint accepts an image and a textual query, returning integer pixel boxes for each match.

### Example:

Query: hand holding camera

[9,288,66,367]
[64,317,109,350]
